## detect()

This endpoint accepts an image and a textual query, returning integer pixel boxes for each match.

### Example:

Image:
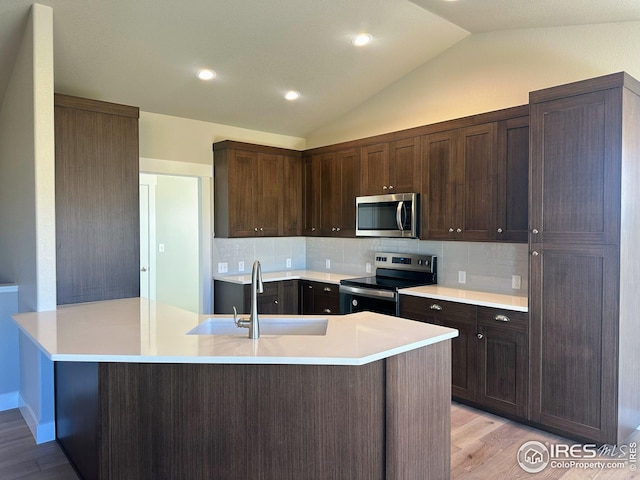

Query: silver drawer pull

[323,308,332,313]
[274,300,278,304]
[429,304,443,311]
[494,314,510,322]
[323,287,332,292]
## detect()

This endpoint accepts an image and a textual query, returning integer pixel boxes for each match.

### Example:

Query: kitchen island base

[55,342,451,480]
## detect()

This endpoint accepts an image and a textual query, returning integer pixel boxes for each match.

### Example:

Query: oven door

[339,285,398,316]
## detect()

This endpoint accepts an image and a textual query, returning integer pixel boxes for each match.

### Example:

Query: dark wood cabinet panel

[213,280,299,314]
[528,72,640,444]
[213,141,301,238]
[477,307,528,418]
[529,243,618,442]
[529,89,621,245]
[54,94,140,305]
[360,143,389,195]
[301,155,320,236]
[421,124,497,241]
[496,116,529,242]
[390,136,422,194]
[399,296,478,402]
[300,280,340,315]
[421,129,461,240]
[312,148,360,237]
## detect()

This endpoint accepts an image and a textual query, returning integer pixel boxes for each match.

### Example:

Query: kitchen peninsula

[12,297,457,480]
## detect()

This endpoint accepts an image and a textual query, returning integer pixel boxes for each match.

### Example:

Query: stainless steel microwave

[355,193,419,238]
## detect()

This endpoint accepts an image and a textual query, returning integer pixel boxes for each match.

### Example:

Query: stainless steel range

[339,252,437,316]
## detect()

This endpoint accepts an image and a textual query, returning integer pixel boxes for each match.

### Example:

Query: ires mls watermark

[517,440,637,474]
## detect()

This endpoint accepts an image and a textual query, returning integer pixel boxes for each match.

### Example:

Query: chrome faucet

[232,260,263,339]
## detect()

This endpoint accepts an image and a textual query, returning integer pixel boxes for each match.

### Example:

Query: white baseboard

[18,394,55,444]
[0,391,19,411]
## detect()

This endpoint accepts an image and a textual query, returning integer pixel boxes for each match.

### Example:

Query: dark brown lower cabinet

[55,341,451,480]
[399,295,529,420]
[213,279,299,314]
[299,280,340,314]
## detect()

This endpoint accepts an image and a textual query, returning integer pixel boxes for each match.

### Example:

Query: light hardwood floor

[1,405,638,479]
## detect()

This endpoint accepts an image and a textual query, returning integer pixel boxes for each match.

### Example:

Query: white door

[140,184,150,297]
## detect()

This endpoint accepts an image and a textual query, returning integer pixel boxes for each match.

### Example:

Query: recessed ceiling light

[197,69,216,81]
[352,33,372,47]
[284,90,300,101]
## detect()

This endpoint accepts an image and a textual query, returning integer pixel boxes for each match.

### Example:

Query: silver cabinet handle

[497,228,503,233]
[323,308,332,313]
[260,227,264,231]
[311,227,316,231]
[274,300,278,304]
[254,227,258,232]
[140,267,148,272]
[389,185,394,190]
[332,227,336,231]
[323,287,332,292]
[532,251,539,256]
[494,314,510,322]
[532,228,539,234]
[308,285,313,289]
[336,227,341,232]
[448,228,454,233]
[429,304,443,311]
[382,185,388,190]
[477,333,484,339]
[456,228,462,233]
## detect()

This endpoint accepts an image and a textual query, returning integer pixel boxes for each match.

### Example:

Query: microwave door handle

[396,201,404,231]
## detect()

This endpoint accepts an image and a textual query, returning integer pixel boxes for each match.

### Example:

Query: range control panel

[374,252,437,273]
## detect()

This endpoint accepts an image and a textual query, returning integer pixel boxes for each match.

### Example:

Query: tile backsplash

[214,237,528,295]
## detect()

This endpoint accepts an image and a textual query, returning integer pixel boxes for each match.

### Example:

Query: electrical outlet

[286,258,292,268]
[158,243,165,253]
[217,262,228,274]
[512,275,522,289]
[325,259,331,269]
[238,261,245,272]
[458,270,466,284]
[365,262,372,273]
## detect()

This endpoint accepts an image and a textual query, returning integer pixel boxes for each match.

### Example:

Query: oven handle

[339,285,397,301]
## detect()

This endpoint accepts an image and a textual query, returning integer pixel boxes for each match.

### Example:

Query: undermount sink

[187,317,328,336]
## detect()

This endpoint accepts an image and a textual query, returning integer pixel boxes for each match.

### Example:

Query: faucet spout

[249,260,263,339]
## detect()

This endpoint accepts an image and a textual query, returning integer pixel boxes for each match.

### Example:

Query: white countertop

[213,270,353,285]
[11,297,457,366]
[400,285,528,312]
[214,270,528,311]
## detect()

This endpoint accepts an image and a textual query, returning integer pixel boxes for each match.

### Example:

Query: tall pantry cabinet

[528,73,640,444]
[54,95,140,305]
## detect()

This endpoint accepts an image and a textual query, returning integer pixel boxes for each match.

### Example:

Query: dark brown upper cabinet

[213,141,301,238]
[422,123,498,241]
[360,138,421,196]
[303,147,360,237]
[55,94,140,305]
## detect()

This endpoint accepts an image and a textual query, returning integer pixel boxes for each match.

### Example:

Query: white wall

[0,288,19,410]
[0,4,56,444]
[306,21,640,148]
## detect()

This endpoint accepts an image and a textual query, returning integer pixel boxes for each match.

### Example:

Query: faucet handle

[232,306,250,329]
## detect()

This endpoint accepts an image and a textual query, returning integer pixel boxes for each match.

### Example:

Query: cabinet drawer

[477,307,528,333]
[400,295,476,325]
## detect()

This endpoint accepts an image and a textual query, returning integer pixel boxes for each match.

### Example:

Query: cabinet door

[360,143,390,195]
[300,281,315,314]
[280,280,299,314]
[319,152,340,236]
[400,296,477,402]
[496,117,529,242]
[477,308,528,419]
[337,148,360,237]
[529,243,618,443]
[282,154,302,236]
[313,283,340,314]
[389,136,421,194]
[530,89,621,245]
[257,153,283,236]
[55,97,140,304]
[302,156,320,236]
[460,123,498,241]
[227,150,260,237]
[421,130,462,240]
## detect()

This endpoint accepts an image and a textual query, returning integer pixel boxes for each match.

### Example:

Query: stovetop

[340,252,437,291]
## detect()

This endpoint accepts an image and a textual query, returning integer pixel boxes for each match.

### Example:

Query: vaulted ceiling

[1,0,639,137]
